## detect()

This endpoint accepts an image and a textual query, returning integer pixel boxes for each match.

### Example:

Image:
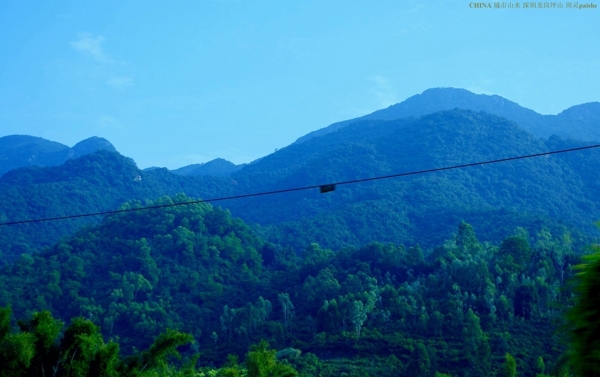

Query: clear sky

[0,1,598,169]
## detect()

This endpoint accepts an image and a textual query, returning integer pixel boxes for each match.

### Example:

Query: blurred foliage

[567,225,600,377]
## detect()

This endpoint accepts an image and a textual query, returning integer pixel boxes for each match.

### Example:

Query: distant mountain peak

[415,87,516,104]
[370,87,527,119]
[294,87,600,144]
[70,137,117,159]
[557,102,600,119]
[0,135,118,176]
[419,87,492,99]
[171,158,244,177]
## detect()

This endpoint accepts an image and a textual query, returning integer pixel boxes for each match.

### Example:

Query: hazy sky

[1,1,598,169]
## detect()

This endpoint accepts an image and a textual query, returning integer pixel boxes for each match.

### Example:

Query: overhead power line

[1,143,599,227]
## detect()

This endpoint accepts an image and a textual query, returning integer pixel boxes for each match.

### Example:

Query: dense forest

[0,152,234,264]
[1,195,596,376]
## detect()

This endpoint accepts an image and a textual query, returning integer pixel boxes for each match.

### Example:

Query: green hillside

[0,151,234,264]
[0,195,588,376]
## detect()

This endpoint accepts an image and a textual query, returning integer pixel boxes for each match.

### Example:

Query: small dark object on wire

[319,184,336,194]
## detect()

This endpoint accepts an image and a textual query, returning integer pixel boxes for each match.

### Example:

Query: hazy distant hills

[0,135,116,176]
[1,88,600,261]
[295,88,600,144]
[171,158,244,177]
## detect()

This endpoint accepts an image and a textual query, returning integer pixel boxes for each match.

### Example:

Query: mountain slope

[554,102,600,141]
[295,88,600,144]
[226,109,600,250]
[0,135,69,175]
[0,196,270,355]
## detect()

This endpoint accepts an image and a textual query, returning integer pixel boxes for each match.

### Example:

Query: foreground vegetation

[0,306,299,376]
[1,195,597,375]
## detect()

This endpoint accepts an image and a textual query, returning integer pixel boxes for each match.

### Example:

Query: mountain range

[1,86,599,377]
[0,87,599,263]
[2,88,598,178]
[225,109,600,251]
[296,87,600,144]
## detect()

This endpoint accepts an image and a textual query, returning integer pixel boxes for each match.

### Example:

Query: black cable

[1,143,599,227]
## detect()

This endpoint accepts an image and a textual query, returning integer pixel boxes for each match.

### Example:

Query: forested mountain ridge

[0,195,586,376]
[295,87,600,144]
[225,109,600,251]
[0,150,234,263]
[1,109,599,261]
[0,135,117,176]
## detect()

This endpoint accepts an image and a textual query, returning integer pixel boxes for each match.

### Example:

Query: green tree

[406,341,431,377]
[462,308,491,377]
[455,222,483,257]
[535,356,545,375]
[245,340,297,377]
[499,236,531,268]
[503,353,517,377]
[0,308,36,377]
[88,341,120,377]
[17,310,63,376]
[0,306,11,342]
[218,354,241,377]
[0,332,36,377]
[277,294,295,330]
[135,328,193,373]
[60,317,105,377]
[317,299,340,333]
[350,300,367,338]
[429,311,444,337]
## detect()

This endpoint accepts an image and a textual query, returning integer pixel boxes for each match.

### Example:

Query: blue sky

[1,1,598,169]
